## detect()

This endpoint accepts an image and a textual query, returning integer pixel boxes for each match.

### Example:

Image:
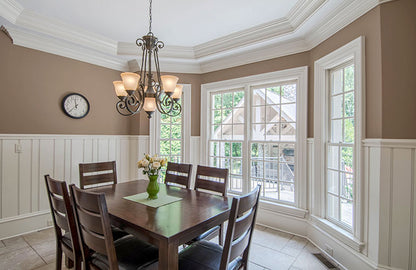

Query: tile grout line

[22,236,49,266]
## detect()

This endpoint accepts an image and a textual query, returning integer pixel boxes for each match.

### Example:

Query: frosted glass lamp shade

[161,75,179,95]
[172,84,183,100]
[121,72,140,90]
[143,97,156,112]
[113,81,127,97]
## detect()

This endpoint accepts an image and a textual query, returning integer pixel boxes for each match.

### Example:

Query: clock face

[62,93,90,119]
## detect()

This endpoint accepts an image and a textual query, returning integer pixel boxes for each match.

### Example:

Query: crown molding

[6,25,128,71]
[0,0,23,24]
[0,0,396,74]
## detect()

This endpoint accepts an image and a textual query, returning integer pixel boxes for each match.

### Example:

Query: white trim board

[1,0,394,73]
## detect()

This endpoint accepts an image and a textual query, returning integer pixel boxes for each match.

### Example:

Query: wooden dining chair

[179,185,261,270]
[79,161,117,189]
[69,184,159,270]
[44,175,82,270]
[164,162,193,189]
[191,165,229,245]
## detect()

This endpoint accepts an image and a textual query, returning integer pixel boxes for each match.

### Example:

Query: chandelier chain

[148,0,152,33]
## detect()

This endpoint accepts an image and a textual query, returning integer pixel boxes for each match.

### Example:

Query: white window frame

[201,67,308,210]
[150,84,192,163]
[313,37,365,251]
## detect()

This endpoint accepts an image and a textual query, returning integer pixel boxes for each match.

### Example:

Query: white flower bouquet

[137,154,168,176]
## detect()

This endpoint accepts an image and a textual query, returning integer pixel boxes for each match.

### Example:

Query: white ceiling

[0,0,389,73]
[17,0,298,46]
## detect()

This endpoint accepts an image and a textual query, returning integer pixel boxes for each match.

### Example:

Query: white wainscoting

[0,134,149,239]
[306,138,416,270]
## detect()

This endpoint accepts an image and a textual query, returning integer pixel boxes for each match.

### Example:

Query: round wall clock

[62,93,90,119]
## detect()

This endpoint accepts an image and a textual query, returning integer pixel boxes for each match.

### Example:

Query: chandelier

[112,0,182,119]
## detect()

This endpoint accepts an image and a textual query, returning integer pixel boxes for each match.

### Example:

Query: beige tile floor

[0,225,333,270]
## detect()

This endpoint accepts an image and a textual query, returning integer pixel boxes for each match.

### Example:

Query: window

[202,68,307,207]
[313,37,364,246]
[159,104,182,163]
[326,62,355,230]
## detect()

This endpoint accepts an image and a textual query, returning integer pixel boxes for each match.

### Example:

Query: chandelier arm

[168,101,182,117]
[154,48,163,94]
[156,94,172,114]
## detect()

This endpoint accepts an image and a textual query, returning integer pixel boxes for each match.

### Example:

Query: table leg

[158,240,179,270]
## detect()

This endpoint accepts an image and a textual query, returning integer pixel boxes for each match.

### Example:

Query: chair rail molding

[0,134,149,239]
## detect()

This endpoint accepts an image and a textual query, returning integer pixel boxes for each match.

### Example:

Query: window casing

[202,68,308,208]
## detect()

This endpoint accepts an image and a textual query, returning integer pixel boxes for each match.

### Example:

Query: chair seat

[91,235,158,270]
[178,240,242,270]
[188,225,220,244]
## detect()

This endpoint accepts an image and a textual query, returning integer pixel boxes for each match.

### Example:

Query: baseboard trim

[0,210,51,240]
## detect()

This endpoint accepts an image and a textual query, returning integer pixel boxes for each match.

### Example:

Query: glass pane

[341,173,354,200]
[222,93,233,108]
[264,162,278,179]
[266,86,281,104]
[161,113,170,123]
[331,69,343,95]
[344,92,354,117]
[210,141,218,156]
[281,103,296,122]
[170,140,181,156]
[160,140,170,156]
[341,199,353,227]
[266,123,280,141]
[171,125,181,139]
[222,109,232,123]
[331,95,343,119]
[344,118,354,143]
[281,84,296,103]
[327,194,339,220]
[279,144,295,163]
[327,170,339,195]
[281,122,296,142]
[252,106,265,123]
[211,125,221,139]
[251,161,263,178]
[160,124,170,139]
[251,179,264,196]
[264,180,279,200]
[171,114,181,124]
[224,142,231,157]
[230,176,243,192]
[213,110,221,125]
[264,144,279,161]
[327,146,339,170]
[252,89,266,105]
[232,124,245,140]
[279,183,294,202]
[210,157,218,167]
[266,105,280,122]
[251,143,263,159]
[233,108,244,123]
[231,159,242,175]
[222,125,232,140]
[219,142,226,157]
[344,65,354,92]
[252,124,265,140]
[233,91,244,107]
[341,147,353,172]
[279,163,294,182]
[213,94,221,109]
[232,142,242,157]
[330,119,343,143]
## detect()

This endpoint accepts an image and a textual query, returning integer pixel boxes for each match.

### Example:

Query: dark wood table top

[90,180,231,244]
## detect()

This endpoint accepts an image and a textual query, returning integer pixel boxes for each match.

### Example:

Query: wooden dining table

[89,180,231,270]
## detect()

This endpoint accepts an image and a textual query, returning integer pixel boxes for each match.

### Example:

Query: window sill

[310,215,365,252]
[258,200,308,219]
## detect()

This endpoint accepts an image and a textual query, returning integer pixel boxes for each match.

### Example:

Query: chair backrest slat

[44,175,81,259]
[220,185,261,270]
[79,161,117,189]
[70,184,119,269]
[165,162,193,189]
[194,165,228,196]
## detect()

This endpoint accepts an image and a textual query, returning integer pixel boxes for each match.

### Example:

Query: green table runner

[123,192,182,208]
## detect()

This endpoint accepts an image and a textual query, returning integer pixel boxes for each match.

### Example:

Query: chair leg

[55,242,63,270]
[219,223,224,246]
[65,255,74,268]
[74,257,82,270]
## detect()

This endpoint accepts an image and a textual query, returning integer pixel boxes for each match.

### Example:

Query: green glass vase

[147,174,159,200]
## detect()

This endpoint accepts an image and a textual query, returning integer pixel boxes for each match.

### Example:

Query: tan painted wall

[380,0,416,139]
[0,33,130,135]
